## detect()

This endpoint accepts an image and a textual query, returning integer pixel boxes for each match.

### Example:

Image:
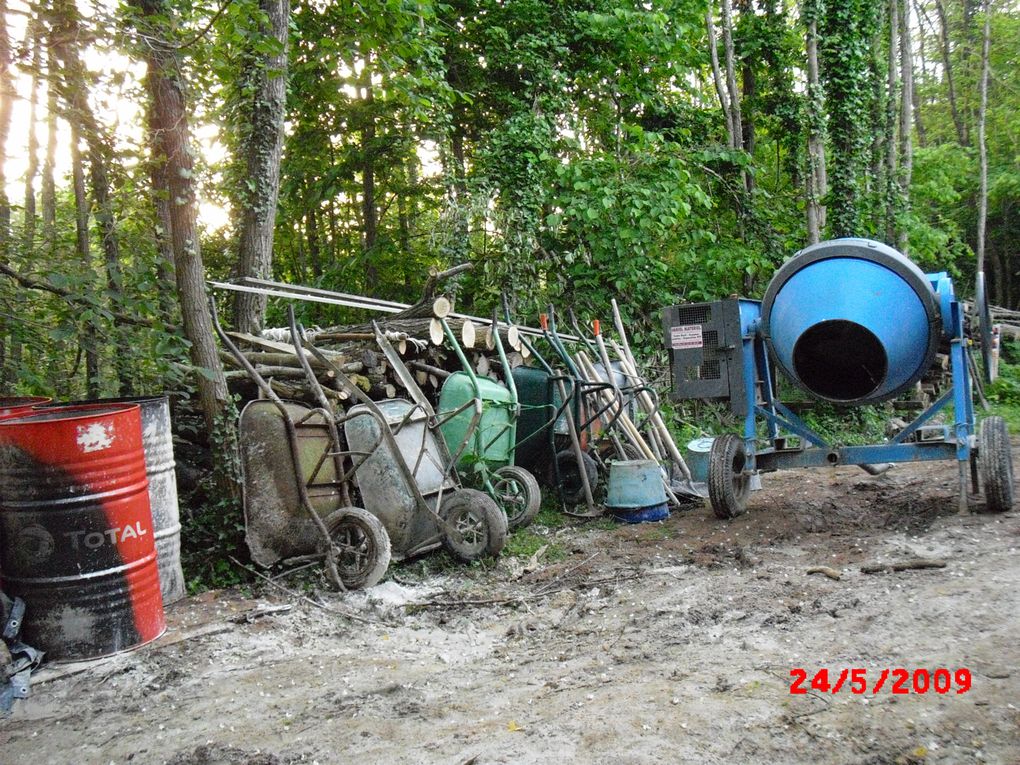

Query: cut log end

[461,320,477,349]
[429,318,445,346]
[432,296,452,318]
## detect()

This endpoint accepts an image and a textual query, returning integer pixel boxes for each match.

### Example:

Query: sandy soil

[2,453,1019,765]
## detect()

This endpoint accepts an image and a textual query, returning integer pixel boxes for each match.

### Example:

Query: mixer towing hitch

[664,237,1014,518]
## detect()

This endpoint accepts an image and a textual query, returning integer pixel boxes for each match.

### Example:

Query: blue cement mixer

[663,238,1014,518]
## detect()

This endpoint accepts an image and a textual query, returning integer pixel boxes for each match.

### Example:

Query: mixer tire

[440,489,508,562]
[708,434,751,519]
[979,416,1014,513]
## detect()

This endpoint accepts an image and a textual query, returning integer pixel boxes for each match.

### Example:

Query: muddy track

[2,454,1019,765]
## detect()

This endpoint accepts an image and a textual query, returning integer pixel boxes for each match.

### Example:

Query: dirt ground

[3,452,1019,765]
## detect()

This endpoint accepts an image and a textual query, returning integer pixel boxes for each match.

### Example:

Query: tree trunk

[975,0,990,274]
[51,5,132,396]
[12,23,42,378]
[804,0,827,244]
[41,49,58,250]
[934,0,967,145]
[719,0,744,155]
[911,0,928,147]
[232,0,290,335]
[0,0,13,255]
[706,2,734,149]
[360,60,379,293]
[897,0,914,252]
[148,101,177,322]
[885,0,899,244]
[71,127,99,398]
[130,0,239,498]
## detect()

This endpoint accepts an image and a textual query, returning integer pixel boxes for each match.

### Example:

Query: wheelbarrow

[211,300,392,590]
[300,319,508,563]
[502,297,612,511]
[436,310,542,529]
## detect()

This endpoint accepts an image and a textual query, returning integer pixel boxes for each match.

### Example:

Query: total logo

[64,521,150,550]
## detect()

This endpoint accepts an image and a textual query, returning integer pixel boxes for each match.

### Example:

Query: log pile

[218,271,532,409]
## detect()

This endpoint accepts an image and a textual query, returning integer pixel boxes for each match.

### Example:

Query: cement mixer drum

[760,238,942,405]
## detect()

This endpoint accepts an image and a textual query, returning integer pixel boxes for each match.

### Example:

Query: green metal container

[439,372,515,469]
[511,366,583,472]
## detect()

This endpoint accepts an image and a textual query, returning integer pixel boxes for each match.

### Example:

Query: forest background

[0,0,1017,582]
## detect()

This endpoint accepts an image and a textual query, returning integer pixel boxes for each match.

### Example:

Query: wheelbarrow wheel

[440,489,508,562]
[493,465,542,529]
[319,507,391,590]
[978,416,1014,513]
[708,434,750,519]
[552,450,599,505]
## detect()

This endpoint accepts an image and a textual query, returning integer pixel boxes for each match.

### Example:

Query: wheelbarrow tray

[438,372,515,470]
[512,366,584,472]
[239,400,343,567]
[344,399,454,559]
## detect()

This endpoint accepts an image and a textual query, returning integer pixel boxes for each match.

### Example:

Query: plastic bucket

[685,437,715,484]
[605,460,667,509]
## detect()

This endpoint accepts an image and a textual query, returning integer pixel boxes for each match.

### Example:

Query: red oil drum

[0,404,165,660]
[42,397,185,604]
[0,396,52,420]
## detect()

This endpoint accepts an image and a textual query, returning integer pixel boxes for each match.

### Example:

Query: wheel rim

[331,521,376,578]
[494,476,528,520]
[454,507,486,549]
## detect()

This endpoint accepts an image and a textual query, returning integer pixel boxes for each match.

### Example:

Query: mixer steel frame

[660,236,1011,518]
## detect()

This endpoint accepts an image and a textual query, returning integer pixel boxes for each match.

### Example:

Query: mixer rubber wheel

[319,507,391,590]
[553,450,599,505]
[440,489,509,562]
[493,466,542,530]
[978,416,1014,513]
[708,434,751,519]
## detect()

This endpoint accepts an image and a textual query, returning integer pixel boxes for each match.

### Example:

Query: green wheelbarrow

[437,311,542,529]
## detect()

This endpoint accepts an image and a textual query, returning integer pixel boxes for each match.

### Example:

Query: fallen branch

[806,566,842,581]
[0,262,175,331]
[860,558,947,574]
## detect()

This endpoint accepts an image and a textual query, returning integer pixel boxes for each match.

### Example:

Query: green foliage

[820,0,879,236]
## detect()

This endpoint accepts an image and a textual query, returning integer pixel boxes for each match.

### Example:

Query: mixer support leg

[957,461,970,514]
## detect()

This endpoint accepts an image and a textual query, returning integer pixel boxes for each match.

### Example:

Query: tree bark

[706,2,735,149]
[232,0,290,335]
[885,0,900,244]
[0,0,13,255]
[934,0,967,145]
[71,126,99,398]
[804,0,827,244]
[360,60,379,292]
[898,0,914,252]
[975,0,990,274]
[51,3,132,395]
[41,49,58,250]
[130,0,239,498]
[719,0,744,155]
[911,0,928,147]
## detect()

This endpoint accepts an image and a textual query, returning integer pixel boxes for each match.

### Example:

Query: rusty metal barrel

[0,404,165,660]
[0,396,51,420]
[42,397,185,604]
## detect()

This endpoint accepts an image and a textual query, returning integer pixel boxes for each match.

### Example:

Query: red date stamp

[790,668,972,695]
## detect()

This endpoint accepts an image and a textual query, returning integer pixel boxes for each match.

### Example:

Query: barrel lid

[39,395,168,409]
[0,402,140,425]
[686,436,716,452]
[0,395,52,408]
